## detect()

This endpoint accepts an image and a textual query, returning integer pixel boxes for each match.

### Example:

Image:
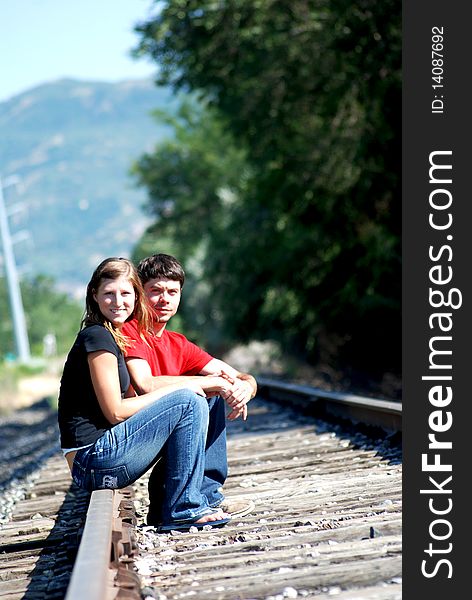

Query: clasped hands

[189,371,251,421]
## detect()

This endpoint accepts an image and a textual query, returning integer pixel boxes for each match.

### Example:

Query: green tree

[0,275,82,360]
[131,100,249,350]
[131,100,248,259]
[22,275,83,356]
[133,0,401,375]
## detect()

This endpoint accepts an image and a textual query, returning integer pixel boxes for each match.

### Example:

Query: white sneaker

[217,498,255,518]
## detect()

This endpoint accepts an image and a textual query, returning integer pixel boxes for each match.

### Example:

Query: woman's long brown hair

[81,257,152,352]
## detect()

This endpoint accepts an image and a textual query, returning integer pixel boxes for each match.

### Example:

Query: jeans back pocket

[90,465,130,490]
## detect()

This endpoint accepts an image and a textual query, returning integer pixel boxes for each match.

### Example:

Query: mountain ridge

[0,78,173,296]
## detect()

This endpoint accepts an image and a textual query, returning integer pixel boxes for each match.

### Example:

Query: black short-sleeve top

[57,324,130,449]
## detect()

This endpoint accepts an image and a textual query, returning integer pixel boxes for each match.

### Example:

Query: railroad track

[0,379,402,600]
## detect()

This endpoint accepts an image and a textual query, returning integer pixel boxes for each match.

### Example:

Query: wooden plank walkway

[134,397,402,599]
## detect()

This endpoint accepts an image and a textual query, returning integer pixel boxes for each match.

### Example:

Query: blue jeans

[203,395,228,506]
[147,395,228,523]
[71,389,213,524]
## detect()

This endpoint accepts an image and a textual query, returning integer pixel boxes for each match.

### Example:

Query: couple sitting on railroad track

[57,253,256,532]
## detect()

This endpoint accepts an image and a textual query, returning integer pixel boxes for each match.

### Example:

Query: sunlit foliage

[133,0,401,374]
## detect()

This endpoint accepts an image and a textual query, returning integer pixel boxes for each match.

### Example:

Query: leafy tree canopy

[133,0,401,375]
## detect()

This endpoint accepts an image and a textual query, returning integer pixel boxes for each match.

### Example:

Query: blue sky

[0,0,159,102]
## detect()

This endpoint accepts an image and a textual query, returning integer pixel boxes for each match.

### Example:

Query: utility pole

[0,174,31,363]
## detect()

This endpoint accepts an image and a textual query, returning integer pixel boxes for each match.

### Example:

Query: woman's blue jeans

[71,389,213,524]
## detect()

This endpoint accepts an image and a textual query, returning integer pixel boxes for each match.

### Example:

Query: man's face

[143,277,181,324]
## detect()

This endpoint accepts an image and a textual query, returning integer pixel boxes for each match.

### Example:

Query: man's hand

[228,403,248,421]
[219,375,253,421]
[199,360,257,421]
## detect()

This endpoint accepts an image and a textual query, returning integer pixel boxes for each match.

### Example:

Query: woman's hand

[198,374,234,397]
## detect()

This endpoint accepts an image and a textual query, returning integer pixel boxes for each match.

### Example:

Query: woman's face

[93,275,135,327]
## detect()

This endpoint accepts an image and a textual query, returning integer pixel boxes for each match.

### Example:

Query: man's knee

[207,395,225,411]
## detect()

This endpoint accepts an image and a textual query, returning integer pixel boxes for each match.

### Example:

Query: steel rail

[256,376,402,433]
[64,489,114,600]
[65,487,140,600]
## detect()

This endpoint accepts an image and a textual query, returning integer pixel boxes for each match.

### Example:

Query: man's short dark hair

[137,254,185,288]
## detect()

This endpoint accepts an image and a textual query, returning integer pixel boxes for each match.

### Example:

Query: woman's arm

[200,358,257,397]
[125,356,234,396]
[88,350,226,424]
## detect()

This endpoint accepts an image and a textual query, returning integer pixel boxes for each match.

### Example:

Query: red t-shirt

[122,319,213,376]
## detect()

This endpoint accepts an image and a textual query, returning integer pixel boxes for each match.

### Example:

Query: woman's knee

[146,388,210,427]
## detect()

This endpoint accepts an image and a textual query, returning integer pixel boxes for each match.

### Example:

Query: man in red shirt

[122,253,257,524]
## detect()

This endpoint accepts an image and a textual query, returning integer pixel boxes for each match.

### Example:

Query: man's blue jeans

[147,395,228,523]
[71,389,214,524]
[203,395,228,505]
